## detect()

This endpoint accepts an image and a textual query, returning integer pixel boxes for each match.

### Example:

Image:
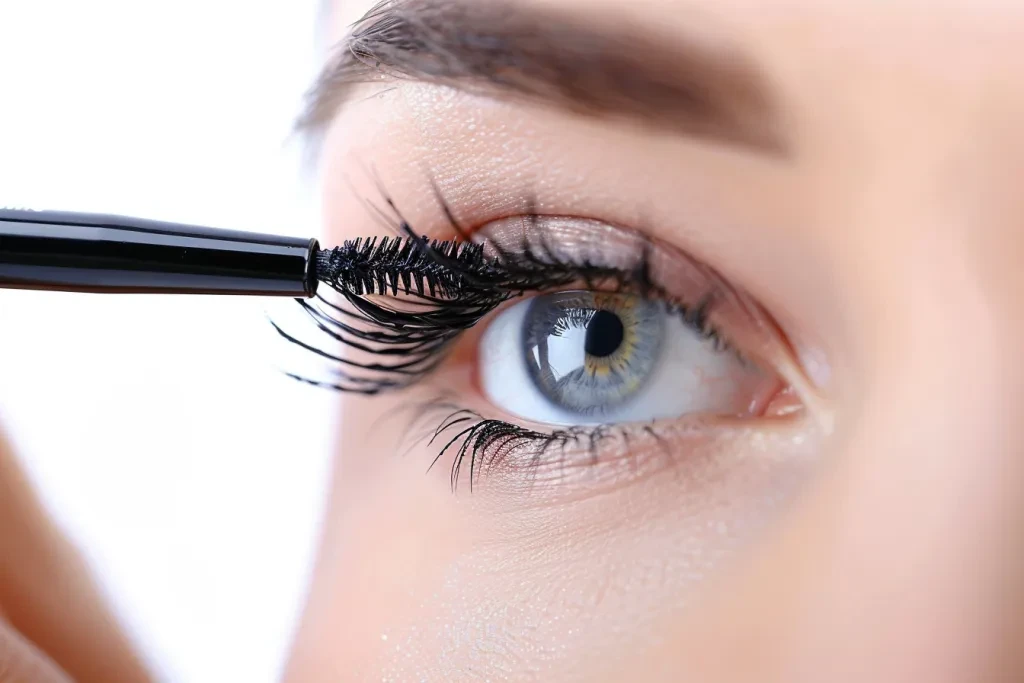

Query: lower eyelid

[410,398,815,502]
[511,418,813,501]
[408,351,812,497]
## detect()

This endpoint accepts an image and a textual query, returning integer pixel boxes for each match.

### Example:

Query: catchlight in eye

[479,291,778,426]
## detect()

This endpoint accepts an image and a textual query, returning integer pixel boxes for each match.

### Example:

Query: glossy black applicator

[0,208,329,297]
[0,204,526,302]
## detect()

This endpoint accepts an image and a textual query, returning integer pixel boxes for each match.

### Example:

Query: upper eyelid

[282,184,789,399]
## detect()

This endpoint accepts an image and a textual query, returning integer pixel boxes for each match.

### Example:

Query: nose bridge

[813,306,1022,683]
[825,66,1024,451]
[840,89,1024,489]
[811,127,1024,680]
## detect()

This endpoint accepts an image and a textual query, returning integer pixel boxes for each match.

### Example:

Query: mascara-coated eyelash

[273,188,686,395]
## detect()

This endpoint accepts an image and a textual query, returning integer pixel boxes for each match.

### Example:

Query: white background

[0,2,335,680]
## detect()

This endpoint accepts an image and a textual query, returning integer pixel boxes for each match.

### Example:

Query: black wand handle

[0,208,319,297]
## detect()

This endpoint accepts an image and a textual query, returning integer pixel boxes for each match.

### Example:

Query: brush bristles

[314,235,499,298]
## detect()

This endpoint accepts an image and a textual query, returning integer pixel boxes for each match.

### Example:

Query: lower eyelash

[407,398,669,492]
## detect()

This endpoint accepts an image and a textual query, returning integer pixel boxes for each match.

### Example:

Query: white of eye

[478,296,773,426]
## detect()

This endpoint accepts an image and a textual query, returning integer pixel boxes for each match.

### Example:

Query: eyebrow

[301,0,786,154]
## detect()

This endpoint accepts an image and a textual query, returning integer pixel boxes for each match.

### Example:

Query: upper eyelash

[273,187,672,395]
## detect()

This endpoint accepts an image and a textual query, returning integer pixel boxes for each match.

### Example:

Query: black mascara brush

[0,208,499,298]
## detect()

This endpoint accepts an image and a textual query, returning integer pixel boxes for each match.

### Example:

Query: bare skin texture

[3,2,1024,682]
[284,1,1024,682]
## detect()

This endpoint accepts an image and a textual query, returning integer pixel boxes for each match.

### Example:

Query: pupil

[584,310,625,358]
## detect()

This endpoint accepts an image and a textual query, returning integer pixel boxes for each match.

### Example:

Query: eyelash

[276,189,726,393]
[275,186,755,489]
[408,398,678,492]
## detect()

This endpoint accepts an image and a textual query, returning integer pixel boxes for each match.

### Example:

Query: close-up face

[285,1,1024,681]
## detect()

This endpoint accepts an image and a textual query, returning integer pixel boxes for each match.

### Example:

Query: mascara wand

[0,207,524,396]
[0,207,497,298]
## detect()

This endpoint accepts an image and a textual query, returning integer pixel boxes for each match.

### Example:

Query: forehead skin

[287,1,1024,682]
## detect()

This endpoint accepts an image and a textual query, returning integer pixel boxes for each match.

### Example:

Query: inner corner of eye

[475,288,782,428]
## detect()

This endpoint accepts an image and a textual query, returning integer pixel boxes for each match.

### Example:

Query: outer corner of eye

[477,291,783,428]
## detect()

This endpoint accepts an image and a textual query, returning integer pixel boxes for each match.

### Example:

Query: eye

[478,290,781,426]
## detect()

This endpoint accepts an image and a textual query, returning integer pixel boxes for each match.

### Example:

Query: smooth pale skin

[3,1,1024,681]
[287,1,1024,682]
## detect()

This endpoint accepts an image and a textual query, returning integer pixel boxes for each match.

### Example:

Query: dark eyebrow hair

[300,0,786,154]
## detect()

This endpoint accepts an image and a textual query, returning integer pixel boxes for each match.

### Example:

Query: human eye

[480,289,772,426]
[279,185,813,494]
[477,217,781,427]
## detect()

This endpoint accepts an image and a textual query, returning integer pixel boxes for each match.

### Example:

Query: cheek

[300,395,626,680]
[301,396,817,682]
[293,396,465,677]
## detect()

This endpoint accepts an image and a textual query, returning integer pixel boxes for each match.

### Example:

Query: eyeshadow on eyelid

[480,216,650,265]
[479,215,731,302]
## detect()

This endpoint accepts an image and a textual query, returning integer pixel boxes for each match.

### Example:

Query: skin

[286,1,1024,682]
[2,1,1023,681]
[0,429,150,682]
